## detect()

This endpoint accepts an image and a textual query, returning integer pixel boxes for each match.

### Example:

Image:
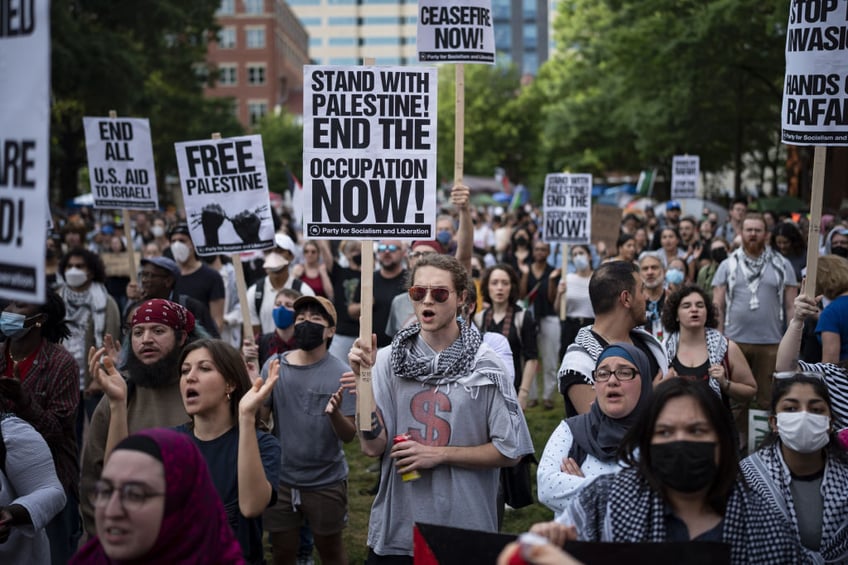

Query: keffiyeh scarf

[724,247,786,325]
[61,283,108,385]
[741,442,848,563]
[665,327,728,397]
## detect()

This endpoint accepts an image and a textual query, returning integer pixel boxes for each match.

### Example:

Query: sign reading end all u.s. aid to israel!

[174,134,274,256]
[302,65,438,240]
[781,0,848,146]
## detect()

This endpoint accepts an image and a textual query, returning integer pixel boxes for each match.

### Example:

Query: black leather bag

[500,454,536,508]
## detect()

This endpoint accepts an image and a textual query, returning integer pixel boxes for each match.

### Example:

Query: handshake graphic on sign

[190,203,269,246]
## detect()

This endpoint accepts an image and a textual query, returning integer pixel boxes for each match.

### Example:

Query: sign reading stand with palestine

[671,155,699,199]
[543,173,592,245]
[174,135,274,255]
[303,65,438,240]
[781,0,848,145]
[0,0,49,303]
[83,117,159,209]
[417,0,496,64]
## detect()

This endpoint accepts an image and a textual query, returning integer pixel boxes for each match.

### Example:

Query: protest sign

[174,134,274,255]
[0,0,49,303]
[303,65,438,240]
[781,0,848,145]
[417,0,496,64]
[542,173,592,245]
[83,117,159,210]
[671,155,699,199]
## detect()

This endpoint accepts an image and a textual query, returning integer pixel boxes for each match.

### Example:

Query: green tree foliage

[437,64,541,187]
[528,0,786,195]
[51,0,244,205]
[254,111,304,196]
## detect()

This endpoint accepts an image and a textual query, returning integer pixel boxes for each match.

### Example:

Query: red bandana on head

[130,299,195,334]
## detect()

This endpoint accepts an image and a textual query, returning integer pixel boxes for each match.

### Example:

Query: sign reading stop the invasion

[671,155,699,199]
[303,65,438,240]
[83,117,159,210]
[174,135,274,255]
[543,173,592,245]
[781,0,848,145]
[0,0,49,303]
[417,0,496,64]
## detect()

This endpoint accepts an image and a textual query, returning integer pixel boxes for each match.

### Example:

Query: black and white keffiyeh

[390,319,521,416]
[568,468,803,564]
[741,442,848,564]
[665,327,728,397]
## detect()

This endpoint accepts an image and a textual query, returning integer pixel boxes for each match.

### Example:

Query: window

[248,100,268,125]
[300,17,321,25]
[218,0,235,15]
[328,57,359,65]
[495,26,511,50]
[329,17,356,25]
[329,37,356,46]
[363,37,401,46]
[361,16,399,25]
[523,24,537,49]
[247,64,266,85]
[523,0,537,19]
[289,0,319,4]
[309,37,323,47]
[244,0,263,14]
[217,27,236,48]
[246,27,265,48]
[218,64,237,86]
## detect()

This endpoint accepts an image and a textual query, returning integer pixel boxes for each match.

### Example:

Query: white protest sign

[174,135,274,255]
[303,65,438,240]
[83,117,159,210]
[781,0,848,146]
[0,1,49,303]
[417,0,496,64]
[671,155,699,199]
[543,174,592,244]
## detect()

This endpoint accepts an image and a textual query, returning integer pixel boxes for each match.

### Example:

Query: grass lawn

[337,395,564,564]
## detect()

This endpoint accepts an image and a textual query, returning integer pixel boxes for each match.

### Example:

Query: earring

[226,392,232,401]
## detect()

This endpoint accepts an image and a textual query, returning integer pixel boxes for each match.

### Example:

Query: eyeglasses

[408,286,454,303]
[593,368,639,382]
[140,271,169,280]
[378,244,399,253]
[409,251,436,259]
[89,481,165,511]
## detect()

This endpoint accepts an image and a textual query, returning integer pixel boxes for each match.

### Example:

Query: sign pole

[357,57,377,430]
[559,245,568,320]
[109,110,139,286]
[454,64,465,185]
[803,146,827,298]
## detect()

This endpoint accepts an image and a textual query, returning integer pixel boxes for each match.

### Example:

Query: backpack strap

[254,276,266,317]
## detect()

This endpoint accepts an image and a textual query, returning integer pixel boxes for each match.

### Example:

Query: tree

[254,110,303,197]
[50,0,244,206]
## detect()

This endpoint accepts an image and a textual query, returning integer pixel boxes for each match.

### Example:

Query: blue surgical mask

[272,306,295,330]
[665,268,685,285]
[0,312,34,339]
[573,254,590,271]
[436,230,452,246]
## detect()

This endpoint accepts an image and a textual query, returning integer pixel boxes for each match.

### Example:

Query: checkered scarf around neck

[665,328,728,397]
[725,246,786,325]
[742,442,848,563]
[390,319,521,416]
[570,468,802,563]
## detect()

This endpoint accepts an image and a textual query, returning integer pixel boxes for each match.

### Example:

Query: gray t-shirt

[261,351,354,488]
[367,339,534,557]
[791,474,823,551]
[712,253,797,344]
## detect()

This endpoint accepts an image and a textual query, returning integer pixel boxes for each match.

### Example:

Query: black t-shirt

[330,265,362,337]
[174,263,226,312]
[527,264,556,319]
[355,270,407,347]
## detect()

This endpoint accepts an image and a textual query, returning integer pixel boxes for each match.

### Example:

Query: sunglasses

[408,286,454,303]
[378,244,399,253]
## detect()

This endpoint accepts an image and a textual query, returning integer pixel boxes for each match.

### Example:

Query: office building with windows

[492,0,551,76]
[206,0,310,127]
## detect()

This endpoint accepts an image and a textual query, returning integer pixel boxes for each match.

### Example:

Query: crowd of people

[1,190,847,564]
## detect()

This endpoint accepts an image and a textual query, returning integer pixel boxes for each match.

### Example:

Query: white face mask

[151,225,165,238]
[573,254,590,271]
[170,241,191,264]
[64,267,89,289]
[776,411,831,453]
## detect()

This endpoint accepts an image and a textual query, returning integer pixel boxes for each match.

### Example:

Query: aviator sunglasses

[408,286,453,303]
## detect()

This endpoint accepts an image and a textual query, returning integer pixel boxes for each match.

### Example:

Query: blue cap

[666,200,681,211]
[141,256,181,279]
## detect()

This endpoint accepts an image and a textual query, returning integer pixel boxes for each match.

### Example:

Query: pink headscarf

[71,428,244,564]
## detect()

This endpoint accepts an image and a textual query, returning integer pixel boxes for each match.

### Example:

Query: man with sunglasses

[349,254,534,563]
[350,240,407,348]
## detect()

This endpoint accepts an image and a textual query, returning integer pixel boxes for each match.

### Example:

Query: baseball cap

[169,222,191,239]
[293,295,337,327]
[274,233,297,255]
[140,256,181,279]
[412,240,445,254]
[666,200,682,211]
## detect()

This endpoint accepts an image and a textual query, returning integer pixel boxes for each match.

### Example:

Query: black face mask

[711,248,728,264]
[515,237,528,247]
[350,254,362,267]
[294,321,326,351]
[833,246,848,259]
[649,441,717,493]
[471,268,481,278]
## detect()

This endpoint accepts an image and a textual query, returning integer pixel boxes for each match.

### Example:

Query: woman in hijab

[71,428,244,564]
[537,343,652,520]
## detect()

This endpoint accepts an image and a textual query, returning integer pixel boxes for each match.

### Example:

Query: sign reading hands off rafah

[417,0,496,64]
[303,65,438,240]
[0,0,49,303]
[174,135,274,255]
[543,174,592,245]
[83,117,159,210]
[781,0,848,146]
